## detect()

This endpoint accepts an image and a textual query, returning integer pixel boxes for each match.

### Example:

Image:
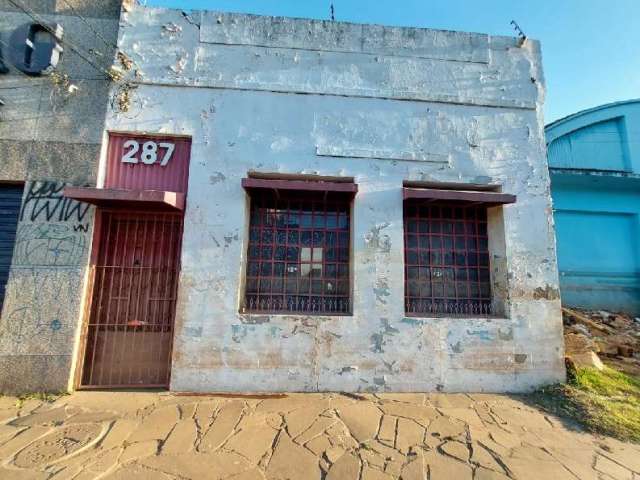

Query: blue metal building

[546,100,640,315]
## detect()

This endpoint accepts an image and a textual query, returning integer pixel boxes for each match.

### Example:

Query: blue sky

[148,0,640,123]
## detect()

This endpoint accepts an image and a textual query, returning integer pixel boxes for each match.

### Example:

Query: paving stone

[84,447,122,474]
[469,442,505,473]
[0,424,24,444]
[362,465,394,480]
[362,439,400,461]
[64,411,121,424]
[423,450,473,480]
[501,457,576,480]
[306,434,333,456]
[127,405,179,443]
[326,421,359,450]
[227,468,265,480]
[599,440,640,474]
[474,466,511,480]
[141,451,252,479]
[102,462,175,479]
[119,439,159,463]
[100,419,138,449]
[11,407,70,427]
[265,432,321,479]
[326,452,361,480]
[377,415,397,446]
[162,418,198,454]
[225,423,278,463]
[378,394,425,405]
[546,447,598,480]
[360,448,387,469]
[325,445,346,463]
[396,418,425,454]
[439,408,485,428]
[285,404,331,438]
[199,400,245,452]
[178,402,197,419]
[256,396,316,414]
[294,416,337,445]
[193,401,221,429]
[379,403,439,428]
[0,468,49,480]
[440,440,470,462]
[487,427,522,449]
[427,416,467,439]
[385,458,404,476]
[426,394,474,408]
[595,455,634,480]
[1,392,640,480]
[62,392,159,416]
[337,403,383,443]
[0,425,50,459]
[400,452,426,480]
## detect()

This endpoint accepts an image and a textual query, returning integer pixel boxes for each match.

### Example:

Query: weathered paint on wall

[103,6,565,393]
[546,100,640,315]
[0,2,121,393]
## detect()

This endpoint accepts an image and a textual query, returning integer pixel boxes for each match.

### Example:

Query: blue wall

[546,100,640,315]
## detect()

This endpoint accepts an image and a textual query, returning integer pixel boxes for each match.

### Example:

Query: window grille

[404,201,492,316]
[243,189,352,315]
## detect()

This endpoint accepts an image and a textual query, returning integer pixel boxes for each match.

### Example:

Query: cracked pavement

[0,392,638,479]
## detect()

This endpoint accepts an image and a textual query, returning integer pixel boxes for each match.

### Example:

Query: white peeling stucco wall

[102,6,565,392]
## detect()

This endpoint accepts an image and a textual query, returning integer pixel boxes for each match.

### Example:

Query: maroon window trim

[404,200,493,317]
[403,187,515,205]
[242,177,358,194]
[243,188,352,315]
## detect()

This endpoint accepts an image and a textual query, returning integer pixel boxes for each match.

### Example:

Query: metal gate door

[0,184,23,311]
[81,210,183,388]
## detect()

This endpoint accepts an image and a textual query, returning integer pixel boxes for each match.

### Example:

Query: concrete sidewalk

[0,391,638,479]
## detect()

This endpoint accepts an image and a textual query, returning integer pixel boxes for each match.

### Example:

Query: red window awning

[402,187,516,206]
[242,177,358,194]
[63,187,185,211]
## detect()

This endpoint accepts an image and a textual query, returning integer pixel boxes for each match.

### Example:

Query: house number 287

[121,140,175,166]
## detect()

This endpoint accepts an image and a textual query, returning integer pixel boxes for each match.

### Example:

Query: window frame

[403,199,495,318]
[240,182,355,316]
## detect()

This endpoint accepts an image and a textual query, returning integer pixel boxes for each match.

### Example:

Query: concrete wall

[102,6,566,393]
[0,1,121,393]
[547,101,640,315]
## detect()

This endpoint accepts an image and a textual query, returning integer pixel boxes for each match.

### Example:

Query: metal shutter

[0,184,23,310]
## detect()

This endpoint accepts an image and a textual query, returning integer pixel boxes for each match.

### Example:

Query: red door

[81,211,183,388]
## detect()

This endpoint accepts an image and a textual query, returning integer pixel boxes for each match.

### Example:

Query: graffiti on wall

[14,181,91,267]
[0,269,80,355]
[20,181,90,223]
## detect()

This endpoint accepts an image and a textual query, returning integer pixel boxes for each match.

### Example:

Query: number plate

[121,139,175,166]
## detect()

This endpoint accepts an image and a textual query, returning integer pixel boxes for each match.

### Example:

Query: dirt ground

[0,391,638,479]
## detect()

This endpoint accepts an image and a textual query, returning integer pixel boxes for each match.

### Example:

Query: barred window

[404,200,492,316]
[243,189,352,315]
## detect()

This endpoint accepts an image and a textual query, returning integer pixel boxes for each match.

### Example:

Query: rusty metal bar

[81,210,183,388]
[243,189,352,315]
[404,200,492,317]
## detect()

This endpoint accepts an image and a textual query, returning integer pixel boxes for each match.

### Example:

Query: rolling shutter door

[0,184,23,310]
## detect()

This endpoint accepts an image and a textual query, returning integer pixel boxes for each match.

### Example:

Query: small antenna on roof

[510,20,527,46]
[330,3,335,21]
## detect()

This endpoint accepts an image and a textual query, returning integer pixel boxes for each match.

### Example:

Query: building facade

[547,100,640,315]
[0,0,125,393]
[0,4,565,393]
